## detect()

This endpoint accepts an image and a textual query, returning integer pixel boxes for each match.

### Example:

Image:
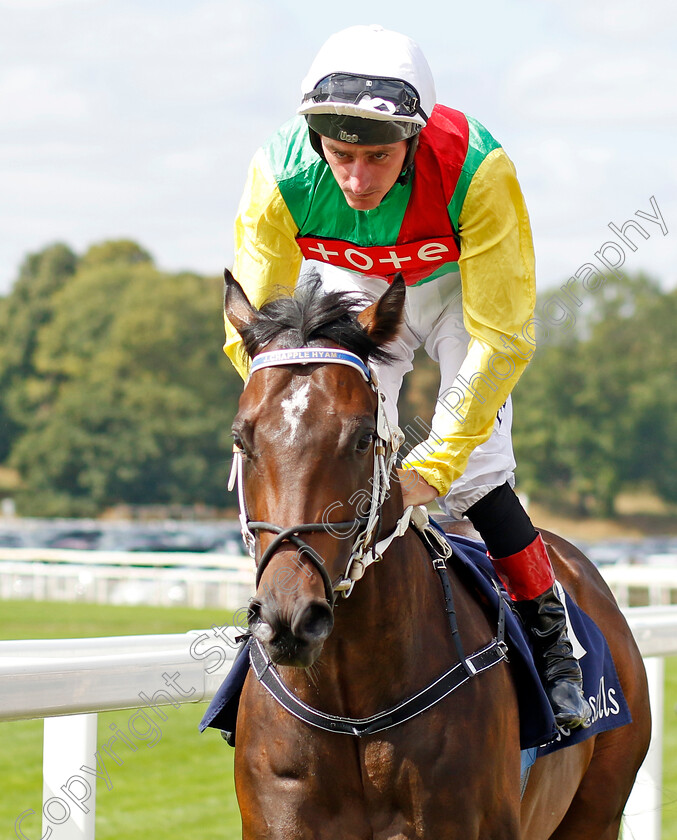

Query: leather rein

[230,347,508,736]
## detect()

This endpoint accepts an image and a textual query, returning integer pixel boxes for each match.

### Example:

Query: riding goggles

[301,73,428,122]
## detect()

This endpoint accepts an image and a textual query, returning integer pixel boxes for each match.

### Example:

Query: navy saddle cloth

[200,527,631,754]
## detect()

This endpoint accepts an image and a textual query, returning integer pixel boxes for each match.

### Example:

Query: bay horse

[223,269,651,840]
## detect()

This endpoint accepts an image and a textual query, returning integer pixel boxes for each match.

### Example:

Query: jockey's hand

[397,468,439,508]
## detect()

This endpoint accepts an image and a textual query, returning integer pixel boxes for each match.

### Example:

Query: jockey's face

[321,137,408,211]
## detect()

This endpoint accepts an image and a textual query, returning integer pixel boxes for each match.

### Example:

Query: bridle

[227,347,406,604]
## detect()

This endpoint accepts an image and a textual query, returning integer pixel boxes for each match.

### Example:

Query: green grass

[2,600,677,839]
[0,600,241,840]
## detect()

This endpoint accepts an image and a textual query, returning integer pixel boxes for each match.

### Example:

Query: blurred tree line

[511,272,677,517]
[399,271,677,518]
[0,241,674,518]
[0,240,241,515]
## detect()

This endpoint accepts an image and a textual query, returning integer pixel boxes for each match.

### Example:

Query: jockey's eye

[355,432,374,454]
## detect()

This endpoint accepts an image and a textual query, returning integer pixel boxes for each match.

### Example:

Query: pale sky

[1,0,675,295]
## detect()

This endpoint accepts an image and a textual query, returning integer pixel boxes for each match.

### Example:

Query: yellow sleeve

[224,147,303,379]
[402,147,536,495]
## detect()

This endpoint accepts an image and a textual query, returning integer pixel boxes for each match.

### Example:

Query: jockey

[224,24,591,730]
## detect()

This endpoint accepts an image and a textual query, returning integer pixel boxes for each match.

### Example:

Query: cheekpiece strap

[249,348,372,382]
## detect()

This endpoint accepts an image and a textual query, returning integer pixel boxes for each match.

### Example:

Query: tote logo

[297,235,460,284]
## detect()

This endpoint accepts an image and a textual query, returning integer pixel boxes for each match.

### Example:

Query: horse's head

[225,269,405,668]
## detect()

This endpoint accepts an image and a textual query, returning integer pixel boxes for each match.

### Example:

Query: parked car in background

[207,528,248,556]
[0,531,24,548]
[45,529,103,550]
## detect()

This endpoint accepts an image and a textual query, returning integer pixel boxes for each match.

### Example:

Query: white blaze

[281,382,311,440]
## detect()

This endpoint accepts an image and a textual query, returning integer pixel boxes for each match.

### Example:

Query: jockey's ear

[224,269,259,334]
[357,273,406,346]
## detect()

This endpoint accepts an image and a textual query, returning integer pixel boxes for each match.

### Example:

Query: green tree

[619,286,677,503]
[3,241,242,515]
[0,243,78,461]
[79,239,153,270]
[513,273,676,515]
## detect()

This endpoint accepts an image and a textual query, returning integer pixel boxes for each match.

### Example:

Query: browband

[249,348,371,383]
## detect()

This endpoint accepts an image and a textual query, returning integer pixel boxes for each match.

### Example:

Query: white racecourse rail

[0,547,255,610]
[0,609,676,840]
[3,547,677,611]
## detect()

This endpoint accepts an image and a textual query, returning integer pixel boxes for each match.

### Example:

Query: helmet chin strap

[307,127,326,159]
[397,134,419,185]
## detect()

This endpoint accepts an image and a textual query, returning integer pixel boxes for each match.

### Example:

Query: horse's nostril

[248,600,262,624]
[248,599,277,643]
[249,596,333,660]
[293,602,334,644]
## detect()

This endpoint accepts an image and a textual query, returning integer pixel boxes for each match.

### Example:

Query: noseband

[228,347,404,603]
[248,521,364,606]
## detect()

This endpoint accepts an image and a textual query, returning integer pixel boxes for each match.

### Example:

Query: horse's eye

[355,432,374,454]
[232,431,246,455]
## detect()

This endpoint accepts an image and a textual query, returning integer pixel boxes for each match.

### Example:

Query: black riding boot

[466,486,592,729]
[512,585,592,730]
[489,533,592,730]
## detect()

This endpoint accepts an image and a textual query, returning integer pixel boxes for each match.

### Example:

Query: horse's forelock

[238,275,396,365]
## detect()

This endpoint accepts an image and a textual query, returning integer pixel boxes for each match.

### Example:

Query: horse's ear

[357,273,406,346]
[224,268,259,334]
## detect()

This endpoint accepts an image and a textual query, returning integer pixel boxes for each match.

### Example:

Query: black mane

[237,273,396,365]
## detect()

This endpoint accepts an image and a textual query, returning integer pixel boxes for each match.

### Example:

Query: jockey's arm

[224,147,303,379]
[401,147,536,499]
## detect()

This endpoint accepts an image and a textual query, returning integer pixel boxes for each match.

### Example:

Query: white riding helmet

[298,24,436,147]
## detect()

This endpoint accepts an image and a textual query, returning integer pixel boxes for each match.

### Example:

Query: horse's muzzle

[248,597,334,667]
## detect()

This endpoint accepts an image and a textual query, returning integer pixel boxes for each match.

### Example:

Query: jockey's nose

[348,158,372,194]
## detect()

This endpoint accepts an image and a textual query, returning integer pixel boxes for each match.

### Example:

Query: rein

[249,521,363,606]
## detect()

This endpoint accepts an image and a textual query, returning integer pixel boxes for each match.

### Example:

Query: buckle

[338,578,356,598]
